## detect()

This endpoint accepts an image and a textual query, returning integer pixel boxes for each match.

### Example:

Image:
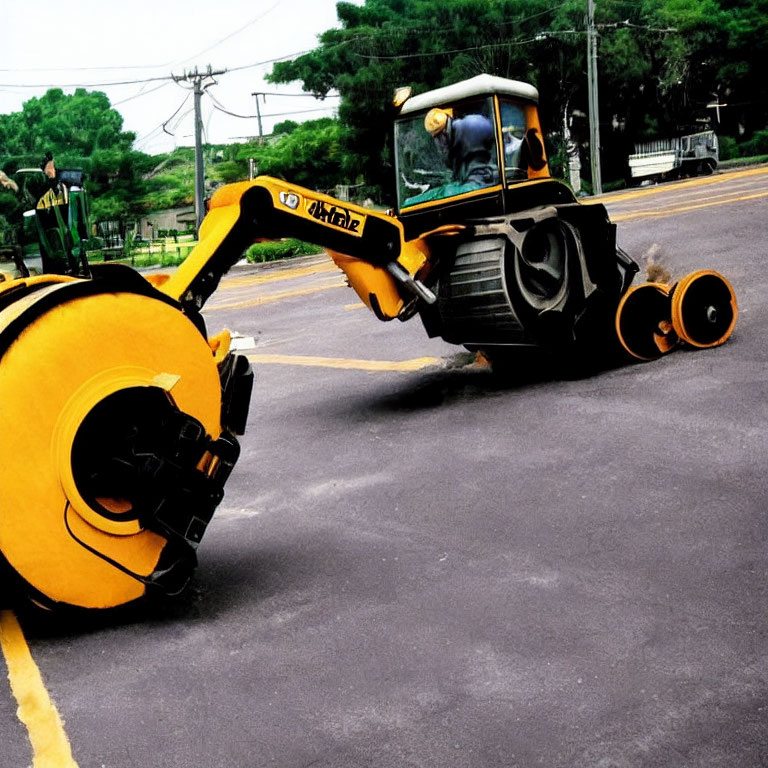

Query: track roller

[615,282,678,361]
[670,270,738,349]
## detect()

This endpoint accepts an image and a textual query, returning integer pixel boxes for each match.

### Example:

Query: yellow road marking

[583,166,768,205]
[247,353,440,371]
[607,180,765,211]
[344,302,366,311]
[205,277,347,311]
[611,190,768,222]
[0,610,79,768]
[640,185,768,207]
[221,259,337,289]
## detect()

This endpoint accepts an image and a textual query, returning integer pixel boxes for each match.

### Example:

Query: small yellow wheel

[670,270,738,348]
[615,282,677,361]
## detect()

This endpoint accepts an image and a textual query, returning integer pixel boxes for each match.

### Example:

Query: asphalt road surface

[2,167,767,768]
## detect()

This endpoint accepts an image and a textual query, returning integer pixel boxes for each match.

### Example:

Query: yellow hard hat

[424,108,451,136]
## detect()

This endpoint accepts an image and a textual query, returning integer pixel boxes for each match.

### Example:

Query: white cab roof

[399,74,539,115]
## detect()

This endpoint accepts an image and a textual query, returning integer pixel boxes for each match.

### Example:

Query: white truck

[628,131,719,183]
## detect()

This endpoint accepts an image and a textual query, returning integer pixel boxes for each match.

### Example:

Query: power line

[170,0,283,66]
[350,17,677,62]
[0,74,173,89]
[132,90,195,149]
[208,91,335,120]
[244,91,340,98]
[212,103,336,120]
[0,55,314,90]
[0,52,327,92]
[353,35,545,60]
[112,81,173,107]
[0,63,177,73]
[0,1,285,77]
[225,50,319,73]
[162,93,193,136]
[597,20,677,32]
[133,126,166,151]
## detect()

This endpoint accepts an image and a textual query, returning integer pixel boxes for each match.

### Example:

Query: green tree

[0,89,151,229]
[212,160,246,184]
[273,120,300,135]
[267,0,767,190]
[235,118,351,190]
[0,88,134,160]
[136,148,195,211]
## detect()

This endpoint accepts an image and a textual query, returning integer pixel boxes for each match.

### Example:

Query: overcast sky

[0,0,358,154]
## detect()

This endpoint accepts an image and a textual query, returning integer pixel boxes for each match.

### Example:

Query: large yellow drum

[0,267,248,609]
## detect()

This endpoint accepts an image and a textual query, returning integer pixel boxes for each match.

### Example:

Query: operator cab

[393,74,564,238]
[12,167,90,276]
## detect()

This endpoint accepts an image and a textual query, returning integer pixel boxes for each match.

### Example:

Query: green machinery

[0,166,91,280]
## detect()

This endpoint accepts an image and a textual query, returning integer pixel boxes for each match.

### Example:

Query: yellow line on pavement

[205,277,347,311]
[0,610,79,768]
[642,185,768,207]
[247,353,441,371]
[583,166,768,205]
[611,190,768,222]
[222,259,338,289]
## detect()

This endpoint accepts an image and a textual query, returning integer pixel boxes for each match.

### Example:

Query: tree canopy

[0,88,152,224]
[268,0,767,190]
[235,118,349,191]
[0,88,134,160]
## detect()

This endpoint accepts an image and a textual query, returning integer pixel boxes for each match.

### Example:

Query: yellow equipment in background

[0,74,737,610]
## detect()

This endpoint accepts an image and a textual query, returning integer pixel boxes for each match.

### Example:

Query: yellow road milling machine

[0,75,738,610]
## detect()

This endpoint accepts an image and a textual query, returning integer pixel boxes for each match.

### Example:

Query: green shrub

[718,135,738,161]
[739,129,768,157]
[128,251,187,268]
[245,238,323,263]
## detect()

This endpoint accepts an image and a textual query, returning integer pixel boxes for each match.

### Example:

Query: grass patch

[86,249,189,269]
[719,155,768,169]
[130,252,189,268]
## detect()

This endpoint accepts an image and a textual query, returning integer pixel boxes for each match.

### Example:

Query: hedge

[245,238,323,263]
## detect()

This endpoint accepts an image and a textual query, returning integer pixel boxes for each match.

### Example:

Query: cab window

[396,97,498,209]
[499,100,529,182]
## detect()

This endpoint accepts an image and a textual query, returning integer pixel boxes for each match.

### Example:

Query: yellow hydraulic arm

[0,176,461,611]
[160,177,439,320]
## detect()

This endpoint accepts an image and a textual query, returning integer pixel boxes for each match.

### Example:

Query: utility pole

[172,65,227,234]
[192,74,207,233]
[586,0,602,195]
[251,92,265,144]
